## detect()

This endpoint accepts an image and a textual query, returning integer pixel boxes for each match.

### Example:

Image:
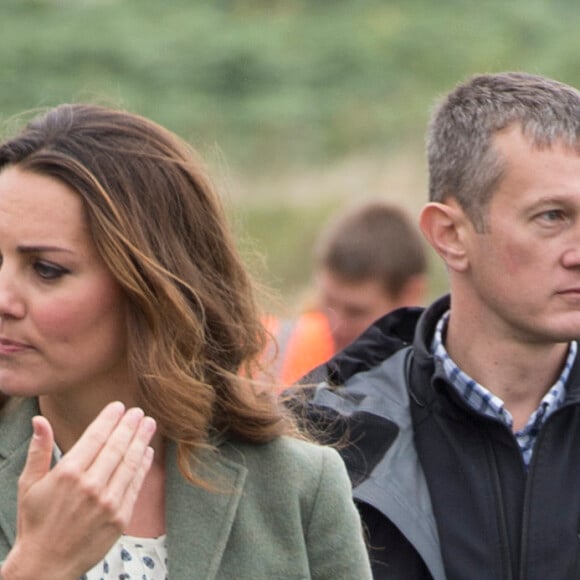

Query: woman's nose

[0,265,26,320]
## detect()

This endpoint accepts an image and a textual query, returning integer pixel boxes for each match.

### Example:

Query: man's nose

[560,220,580,268]
[562,246,580,269]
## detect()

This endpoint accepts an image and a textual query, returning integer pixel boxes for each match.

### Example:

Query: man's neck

[445,314,570,431]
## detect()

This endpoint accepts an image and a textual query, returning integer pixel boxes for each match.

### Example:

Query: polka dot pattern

[80,534,168,580]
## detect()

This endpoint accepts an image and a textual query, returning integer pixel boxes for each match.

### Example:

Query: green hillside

[2,0,579,305]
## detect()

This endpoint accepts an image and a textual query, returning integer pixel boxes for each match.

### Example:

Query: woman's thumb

[19,416,54,493]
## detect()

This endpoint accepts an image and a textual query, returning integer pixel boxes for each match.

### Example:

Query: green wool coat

[0,399,372,579]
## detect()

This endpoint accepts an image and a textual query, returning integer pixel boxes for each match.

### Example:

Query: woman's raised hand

[0,402,156,580]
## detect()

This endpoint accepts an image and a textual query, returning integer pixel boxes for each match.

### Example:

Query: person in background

[0,104,372,579]
[314,200,428,352]
[268,201,428,387]
[291,71,580,579]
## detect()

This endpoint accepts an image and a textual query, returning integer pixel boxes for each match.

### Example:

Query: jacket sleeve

[305,446,373,579]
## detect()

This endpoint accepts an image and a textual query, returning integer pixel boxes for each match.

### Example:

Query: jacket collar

[0,398,249,580]
[0,398,39,546]
[309,347,446,580]
[408,294,451,407]
[165,442,247,579]
[408,294,580,407]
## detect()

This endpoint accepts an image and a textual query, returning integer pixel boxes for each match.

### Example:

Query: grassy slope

[1,0,578,305]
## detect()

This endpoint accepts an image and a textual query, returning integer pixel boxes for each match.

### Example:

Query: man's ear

[419,200,470,272]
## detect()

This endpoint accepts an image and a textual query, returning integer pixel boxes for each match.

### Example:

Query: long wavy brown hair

[0,104,295,484]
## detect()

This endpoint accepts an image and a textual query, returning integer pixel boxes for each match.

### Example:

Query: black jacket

[292,295,580,580]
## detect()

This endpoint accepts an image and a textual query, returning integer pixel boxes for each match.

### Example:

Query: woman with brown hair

[0,104,371,579]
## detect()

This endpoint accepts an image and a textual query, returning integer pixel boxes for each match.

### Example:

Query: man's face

[459,126,580,345]
[315,268,400,351]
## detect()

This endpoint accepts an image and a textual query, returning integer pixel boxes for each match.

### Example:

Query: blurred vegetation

[1,0,579,307]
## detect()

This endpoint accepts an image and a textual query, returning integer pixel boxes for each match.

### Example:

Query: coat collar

[0,398,249,580]
[165,441,247,579]
[0,398,39,546]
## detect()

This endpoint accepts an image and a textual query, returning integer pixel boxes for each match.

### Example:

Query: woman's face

[0,166,131,404]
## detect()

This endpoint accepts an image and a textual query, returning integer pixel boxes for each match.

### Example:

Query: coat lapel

[0,399,38,548]
[165,442,247,580]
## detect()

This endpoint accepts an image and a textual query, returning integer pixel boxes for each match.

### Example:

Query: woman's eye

[34,261,69,280]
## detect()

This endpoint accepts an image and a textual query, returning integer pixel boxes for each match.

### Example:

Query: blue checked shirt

[431,311,577,469]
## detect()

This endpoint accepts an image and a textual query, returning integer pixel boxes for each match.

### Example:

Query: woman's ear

[419,200,470,272]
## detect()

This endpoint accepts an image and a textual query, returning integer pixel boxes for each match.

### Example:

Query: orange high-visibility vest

[264,311,335,391]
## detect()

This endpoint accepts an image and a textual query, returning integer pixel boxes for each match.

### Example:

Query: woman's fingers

[57,404,157,499]
[115,444,156,526]
[85,412,157,507]
[105,416,157,498]
[9,405,159,579]
[18,416,54,496]
[81,407,146,482]
[60,401,126,470]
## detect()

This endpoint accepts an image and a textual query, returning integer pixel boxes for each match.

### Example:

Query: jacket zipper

[435,380,521,578]
[517,433,540,580]
[518,405,570,580]
[486,435,514,579]
[574,521,580,578]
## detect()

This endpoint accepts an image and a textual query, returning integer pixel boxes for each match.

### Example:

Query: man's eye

[34,261,68,280]
[544,210,562,220]
[537,209,567,224]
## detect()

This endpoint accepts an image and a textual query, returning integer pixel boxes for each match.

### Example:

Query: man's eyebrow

[528,194,576,209]
[17,245,74,254]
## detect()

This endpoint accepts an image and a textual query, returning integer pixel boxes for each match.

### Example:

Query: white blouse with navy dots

[80,534,168,580]
[52,445,168,579]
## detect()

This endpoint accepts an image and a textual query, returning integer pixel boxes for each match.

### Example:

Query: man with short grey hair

[294,72,580,579]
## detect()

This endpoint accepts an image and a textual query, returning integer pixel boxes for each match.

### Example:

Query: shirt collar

[430,310,577,431]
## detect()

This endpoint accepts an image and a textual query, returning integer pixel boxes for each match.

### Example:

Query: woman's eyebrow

[17,244,74,254]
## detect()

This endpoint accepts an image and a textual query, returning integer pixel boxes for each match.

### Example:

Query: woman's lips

[0,338,34,354]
